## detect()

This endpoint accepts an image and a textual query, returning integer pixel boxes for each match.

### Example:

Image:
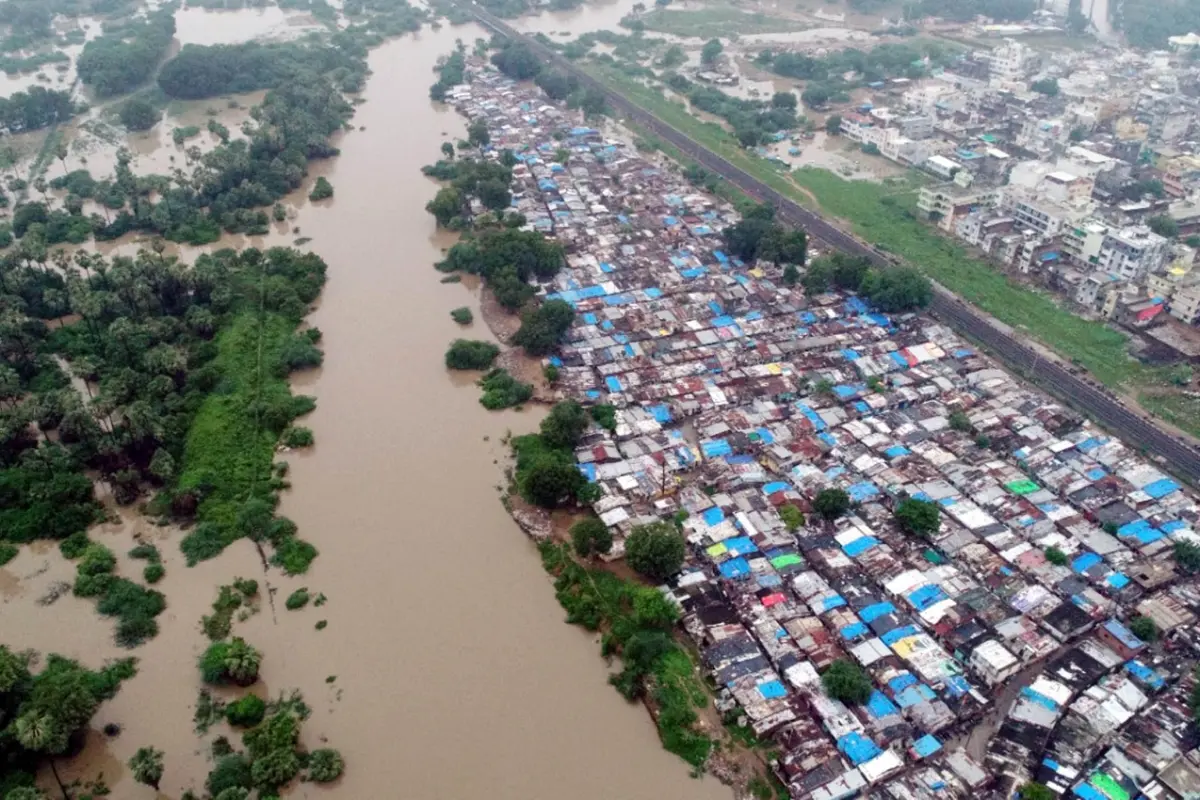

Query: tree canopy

[158,40,365,99]
[821,659,872,704]
[812,488,850,519]
[513,299,575,356]
[118,98,159,132]
[78,8,176,97]
[625,521,686,582]
[894,497,940,538]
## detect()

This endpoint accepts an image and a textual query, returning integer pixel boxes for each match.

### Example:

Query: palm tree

[128,746,165,790]
[224,638,262,686]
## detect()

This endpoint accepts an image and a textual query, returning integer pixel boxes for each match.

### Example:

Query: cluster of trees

[11,65,355,247]
[801,252,871,295]
[894,497,940,538]
[513,299,574,356]
[511,401,600,508]
[803,253,931,311]
[77,8,176,98]
[492,40,542,80]
[0,86,75,133]
[424,157,514,229]
[902,0,1037,22]
[118,98,159,131]
[757,41,959,105]
[202,708,344,797]
[685,83,799,147]
[429,46,467,101]
[625,521,686,582]
[0,648,136,799]
[437,228,564,311]
[158,40,366,100]
[0,244,325,597]
[1114,0,1200,48]
[1030,77,1059,96]
[813,487,850,519]
[722,204,807,265]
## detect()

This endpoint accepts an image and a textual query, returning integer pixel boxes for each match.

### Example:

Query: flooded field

[1,15,733,800]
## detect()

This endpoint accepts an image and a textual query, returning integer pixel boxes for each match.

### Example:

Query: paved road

[462,3,1200,484]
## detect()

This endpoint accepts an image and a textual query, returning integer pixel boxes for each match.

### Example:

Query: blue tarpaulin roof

[702,439,732,458]
[1125,659,1166,689]
[723,536,758,557]
[907,584,947,611]
[763,481,791,495]
[866,690,899,718]
[888,673,917,692]
[821,595,847,612]
[702,507,725,526]
[1073,783,1107,800]
[1144,478,1180,499]
[1102,619,1145,650]
[841,622,869,640]
[1107,573,1130,589]
[758,680,786,699]
[885,445,911,458]
[882,625,920,646]
[719,557,751,579]
[837,733,881,765]
[605,376,623,392]
[895,684,936,708]
[1072,552,1103,573]
[912,734,942,758]
[848,482,880,502]
[1021,687,1060,711]
[860,602,897,623]
[843,536,879,557]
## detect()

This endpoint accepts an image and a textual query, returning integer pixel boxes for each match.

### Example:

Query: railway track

[461,2,1200,484]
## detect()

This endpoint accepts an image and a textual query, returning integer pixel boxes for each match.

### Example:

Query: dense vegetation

[437,228,564,311]
[117,98,159,131]
[0,87,75,133]
[0,648,136,799]
[821,659,872,704]
[510,401,598,508]
[755,40,959,93]
[1114,0,1200,48]
[77,8,176,97]
[624,521,686,582]
[478,368,532,409]
[538,540,712,766]
[445,339,499,370]
[722,203,806,265]
[158,39,366,99]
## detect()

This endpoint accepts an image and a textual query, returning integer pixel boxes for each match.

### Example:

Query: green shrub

[445,339,500,370]
[74,572,116,598]
[271,537,318,575]
[308,177,333,201]
[234,578,259,597]
[281,427,314,448]
[450,307,473,325]
[181,523,227,566]
[285,588,310,610]
[78,543,116,576]
[225,694,266,727]
[478,368,533,409]
[59,531,90,559]
[143,563,165,584]
[0,543,16,566]
[307,748,344,782]
[206,754,252,796]
[128,543,161,562]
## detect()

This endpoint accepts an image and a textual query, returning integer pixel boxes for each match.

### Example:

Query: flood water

[2,20,732,800]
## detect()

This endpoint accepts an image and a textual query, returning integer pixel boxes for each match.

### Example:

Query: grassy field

[583,61,1200,439]
[636,5,810,37]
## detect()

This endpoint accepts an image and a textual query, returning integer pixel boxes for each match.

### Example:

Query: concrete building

[1168,283,1200,324]
[1000,185,1087,238]
[969,640,1021,686]
[1062,219,1109,267]
[919,184,1001,232]
[1096,225,1171,281]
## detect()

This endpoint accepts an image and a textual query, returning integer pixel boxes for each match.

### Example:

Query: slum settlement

[442,59,1200,800]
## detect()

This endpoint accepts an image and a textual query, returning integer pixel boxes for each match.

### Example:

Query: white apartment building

[1096,226,1171,281]
[999,184,1087,238]
[1062,220,1109,267]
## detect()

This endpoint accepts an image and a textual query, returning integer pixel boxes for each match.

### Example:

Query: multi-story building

[1062,219,1109,267]
[999,184,1087,238]
[1096,225,1171,281]
[918,184,1001,232]
[1169,282,1200,324]
[986,40,1038,88]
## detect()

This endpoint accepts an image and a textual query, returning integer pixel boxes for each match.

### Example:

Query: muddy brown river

[1,18,731,800]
